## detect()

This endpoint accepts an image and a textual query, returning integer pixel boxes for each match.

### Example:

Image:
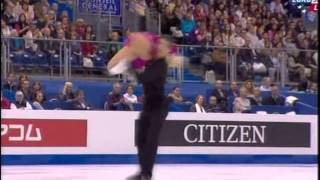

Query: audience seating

[2,79,317,114]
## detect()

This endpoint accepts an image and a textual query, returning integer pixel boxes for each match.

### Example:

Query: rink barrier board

[1,154,317,165]
[1,110,318,165]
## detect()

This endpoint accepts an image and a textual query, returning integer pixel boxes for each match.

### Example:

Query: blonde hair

[63,81,73,95]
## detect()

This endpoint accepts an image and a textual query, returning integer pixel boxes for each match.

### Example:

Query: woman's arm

[107,33,152,74]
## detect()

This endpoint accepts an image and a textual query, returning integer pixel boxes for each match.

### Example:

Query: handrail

[1,36,318,52]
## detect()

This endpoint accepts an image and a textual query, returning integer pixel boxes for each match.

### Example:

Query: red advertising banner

[1,119,87,147]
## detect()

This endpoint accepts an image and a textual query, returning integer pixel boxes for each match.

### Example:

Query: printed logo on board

[1,119,87,147]
[290,0,318,12]
[135,120,311,147]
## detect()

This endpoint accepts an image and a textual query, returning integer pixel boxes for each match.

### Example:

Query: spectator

[194,21,208,44]
[14,13,29,37]
[181,9,196,43]
[106,82,128,111]
[168,86,184,104]
[211,80,228,109]
[123,85,138,111]
[161,5,181,36]
[1,91,11,109]
[260,77,272,91]
[19,79,32,101]
[262,84,285,105]
[105,31,122,61]
[3,72,17,91]
[75,18,86,39]
[236,37,254,80]
[10,91,33,110]
[31,81,45,100]
[227,81,239,97]
[206,96,224,113]
[269,0,285,14]
[17,74,29,86]
[233,87,251,113]
[294,80,308,92]
[59,81,75,101]
[248,87,263,106]
[190,95,206,113]
[307,82,318,94]
[1,20,11,36]
[287,52,306,81]
[72,90,92,110]
[2,2,17,28]
[81,25,96,56]
[32,91,45,110]
[21,2,35,24]
[39,27,54,57]
[243,80,255,98]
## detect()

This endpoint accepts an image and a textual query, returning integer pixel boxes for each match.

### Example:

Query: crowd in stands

[1,72,317,113]
[0,0,318,113]
[151,0,318,82]
[1,0,318,84]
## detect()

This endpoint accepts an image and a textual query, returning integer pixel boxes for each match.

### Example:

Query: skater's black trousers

[134,58,169,177]
[136,101,169,177]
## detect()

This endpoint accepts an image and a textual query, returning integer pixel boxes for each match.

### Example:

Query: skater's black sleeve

[136,60,167,83]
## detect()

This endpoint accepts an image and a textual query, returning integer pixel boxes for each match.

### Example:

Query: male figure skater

[107,32,174,180]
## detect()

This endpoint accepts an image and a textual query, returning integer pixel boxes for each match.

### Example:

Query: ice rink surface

[1,164,317,180]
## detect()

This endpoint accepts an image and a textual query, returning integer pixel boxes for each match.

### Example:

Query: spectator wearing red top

[1,91,11,109]
[80,25,96,56]
[193,3,206,22]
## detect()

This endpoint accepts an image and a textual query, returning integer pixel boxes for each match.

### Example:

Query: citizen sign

[147,120,311,147]
[183,124,266,144]
[1,119,87,147]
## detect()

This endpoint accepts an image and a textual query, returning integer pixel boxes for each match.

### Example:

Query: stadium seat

[61,100,74,110]
[92,56,106,69]
[70,54,82,70]
[51,54,61,68]
[37,53,50,68]
[43,99,62,110]
[169,103,191,112]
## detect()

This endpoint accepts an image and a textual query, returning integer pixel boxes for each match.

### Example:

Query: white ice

[1,164,317,180]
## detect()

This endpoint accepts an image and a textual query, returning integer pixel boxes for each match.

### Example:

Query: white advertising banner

[1,110,317,156]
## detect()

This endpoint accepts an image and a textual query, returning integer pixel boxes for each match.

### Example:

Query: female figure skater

[107,32,174,180]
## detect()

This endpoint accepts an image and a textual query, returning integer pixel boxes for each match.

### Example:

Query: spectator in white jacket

[10,91,33,110]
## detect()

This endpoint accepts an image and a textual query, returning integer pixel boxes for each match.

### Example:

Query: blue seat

[133,103,143,111]
[51,54,61,68]
[97,50,108,60]
[93,56,106,69]
[43,99,62,110]
[37,53,49,67]
[61,100,74,110]
[9,52,23,65]
[169,103,191,112]
[21,52,32,66]
[70,55,82,69]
